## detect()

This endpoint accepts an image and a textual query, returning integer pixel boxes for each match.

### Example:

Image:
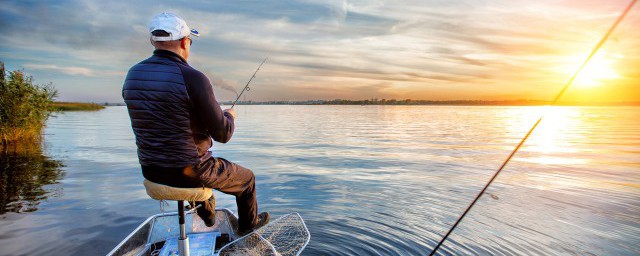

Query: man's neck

[154,49,187,63]
[154,48,187,61]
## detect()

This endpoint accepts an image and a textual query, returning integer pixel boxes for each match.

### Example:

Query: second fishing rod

[428,0,637,255]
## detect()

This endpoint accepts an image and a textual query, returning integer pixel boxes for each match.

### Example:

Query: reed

[0,61,57,146]
[51,102,105,111]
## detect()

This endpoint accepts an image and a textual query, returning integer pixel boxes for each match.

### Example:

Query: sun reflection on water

[510,106,588,165]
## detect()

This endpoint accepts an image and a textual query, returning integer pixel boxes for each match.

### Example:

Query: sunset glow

[0,1,638,103]
[565,52,623,88]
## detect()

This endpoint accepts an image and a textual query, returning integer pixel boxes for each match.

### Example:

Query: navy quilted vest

[122,54,199,168]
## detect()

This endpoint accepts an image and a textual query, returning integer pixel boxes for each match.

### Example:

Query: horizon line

[60,99,640,106]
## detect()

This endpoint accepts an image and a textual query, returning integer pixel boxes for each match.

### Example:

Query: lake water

[0,105,639,255]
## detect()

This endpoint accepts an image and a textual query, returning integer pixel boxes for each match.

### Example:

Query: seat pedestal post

[178,200,190,256]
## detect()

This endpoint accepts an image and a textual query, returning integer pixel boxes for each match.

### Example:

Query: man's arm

[182,66,234,143]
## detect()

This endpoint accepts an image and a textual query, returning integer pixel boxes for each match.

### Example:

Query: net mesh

[219,213,310,256]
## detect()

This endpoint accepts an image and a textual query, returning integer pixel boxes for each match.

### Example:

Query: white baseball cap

[148,12,200,41]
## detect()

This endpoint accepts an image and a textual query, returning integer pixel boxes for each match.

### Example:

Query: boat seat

[144,179,213,202]
[143,179,215,256]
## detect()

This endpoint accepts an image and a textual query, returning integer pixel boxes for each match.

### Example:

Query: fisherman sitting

[122,12,269,235]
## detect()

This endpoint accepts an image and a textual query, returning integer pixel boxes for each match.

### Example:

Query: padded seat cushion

[144,179,213,201]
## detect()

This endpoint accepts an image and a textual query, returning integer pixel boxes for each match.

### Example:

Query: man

[122,12,269,235]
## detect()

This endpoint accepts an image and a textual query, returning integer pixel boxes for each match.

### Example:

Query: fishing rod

[429,1,637,255]
[231,57,268,108]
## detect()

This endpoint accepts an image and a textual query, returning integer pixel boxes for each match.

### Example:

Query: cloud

[1,0,638,102]
[24,64,96,76]
[23,64,124,77]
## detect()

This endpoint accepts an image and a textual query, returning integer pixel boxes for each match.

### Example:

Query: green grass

[51,102,105,111]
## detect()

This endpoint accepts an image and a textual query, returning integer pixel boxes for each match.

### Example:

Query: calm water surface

[0,105,638,255]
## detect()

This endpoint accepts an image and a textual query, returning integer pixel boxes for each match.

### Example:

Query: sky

[1,0,639,103]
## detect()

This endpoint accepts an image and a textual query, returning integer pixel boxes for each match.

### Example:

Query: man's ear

[150,38,154,47]
[180,38,188,49]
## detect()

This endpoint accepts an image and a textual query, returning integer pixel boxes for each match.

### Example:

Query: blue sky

[1,0,638,102]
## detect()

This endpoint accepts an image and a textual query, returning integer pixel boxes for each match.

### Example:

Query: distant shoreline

[52,102,105,111]
[220,99,640,106]
[100,100,640,107]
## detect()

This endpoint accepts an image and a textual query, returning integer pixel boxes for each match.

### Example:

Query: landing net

[219,212,310,256]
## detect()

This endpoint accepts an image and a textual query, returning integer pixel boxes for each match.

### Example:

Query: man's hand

[223,108,236,119]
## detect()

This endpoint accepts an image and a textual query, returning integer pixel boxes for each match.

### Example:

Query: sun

[567,51,622,88]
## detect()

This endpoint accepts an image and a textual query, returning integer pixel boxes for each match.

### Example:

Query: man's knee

[241,168,256,194]
[236,164,255,185]
[247,169,255,183]
[245,169,256,189]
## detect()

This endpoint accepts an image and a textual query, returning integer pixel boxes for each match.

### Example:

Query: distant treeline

[51,102,105,111]
[222,99,640,106]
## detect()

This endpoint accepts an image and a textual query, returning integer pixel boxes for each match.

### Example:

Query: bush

[0,61,57,145]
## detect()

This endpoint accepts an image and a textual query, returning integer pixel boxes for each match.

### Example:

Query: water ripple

[0,106,638,255]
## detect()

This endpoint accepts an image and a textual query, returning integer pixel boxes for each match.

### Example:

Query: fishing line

[231,57,268,108]
[429,1,637,255]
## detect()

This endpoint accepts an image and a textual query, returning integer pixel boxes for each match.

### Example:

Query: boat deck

[108,209,240,256]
